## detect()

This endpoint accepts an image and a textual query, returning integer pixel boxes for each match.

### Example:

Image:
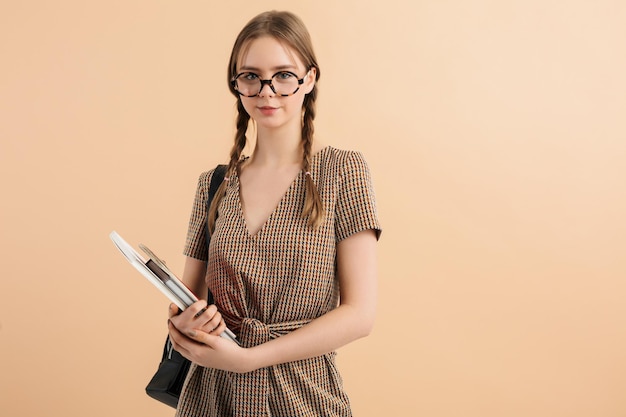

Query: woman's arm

[249,228,378,366]
[169,229,378,373]
[182,256,208,301]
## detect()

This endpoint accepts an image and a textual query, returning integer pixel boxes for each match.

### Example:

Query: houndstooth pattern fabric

[178,147,381,417]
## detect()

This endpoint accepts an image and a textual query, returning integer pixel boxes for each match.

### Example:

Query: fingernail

[187,330,197,337]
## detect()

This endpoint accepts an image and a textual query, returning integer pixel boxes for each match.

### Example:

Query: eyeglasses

[231,70,309,97]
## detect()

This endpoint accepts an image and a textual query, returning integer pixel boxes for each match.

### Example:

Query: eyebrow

[238,65,298,72]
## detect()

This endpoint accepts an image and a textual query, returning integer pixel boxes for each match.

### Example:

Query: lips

[257,106,279,115]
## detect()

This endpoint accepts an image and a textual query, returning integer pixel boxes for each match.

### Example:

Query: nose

[258,80,275,97]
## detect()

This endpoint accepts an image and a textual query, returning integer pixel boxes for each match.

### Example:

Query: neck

[252,123,304,167]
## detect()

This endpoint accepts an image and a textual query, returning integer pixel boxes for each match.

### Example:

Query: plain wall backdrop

[1,1,625,416]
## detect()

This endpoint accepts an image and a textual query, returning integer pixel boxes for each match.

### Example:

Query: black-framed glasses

[231,70,309,97]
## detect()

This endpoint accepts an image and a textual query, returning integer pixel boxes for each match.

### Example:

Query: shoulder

[318,146,372,177]
[193,166,223,199]
[198,169,212,183]
[197,165,225,186]
[195,170,212,191]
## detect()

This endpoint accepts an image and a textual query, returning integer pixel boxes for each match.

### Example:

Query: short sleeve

[183,170,212,261]
[335,151,382,242]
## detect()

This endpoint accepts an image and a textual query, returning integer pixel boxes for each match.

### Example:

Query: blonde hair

[208,11,323,233]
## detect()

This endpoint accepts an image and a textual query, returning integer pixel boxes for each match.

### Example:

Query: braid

[225,11,323,229]
[301,89,325,229]
[208,100,249,233]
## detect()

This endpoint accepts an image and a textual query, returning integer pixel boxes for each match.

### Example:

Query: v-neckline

[235,170,302,238]
[233,146,330,238]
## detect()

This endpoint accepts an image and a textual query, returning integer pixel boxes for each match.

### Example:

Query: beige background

[1,1,625,416]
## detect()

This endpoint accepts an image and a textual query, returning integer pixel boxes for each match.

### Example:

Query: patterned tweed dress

[178,147,381,417]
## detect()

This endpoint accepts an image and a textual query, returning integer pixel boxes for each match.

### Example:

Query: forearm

[248,302,375,370]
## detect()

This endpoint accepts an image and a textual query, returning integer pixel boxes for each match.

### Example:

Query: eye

[275,71,295,80]
[240,72,259,81]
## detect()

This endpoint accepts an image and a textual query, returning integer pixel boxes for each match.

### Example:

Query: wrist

[243,344,268,373]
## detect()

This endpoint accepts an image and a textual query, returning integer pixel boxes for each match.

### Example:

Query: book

[109,230,238,344]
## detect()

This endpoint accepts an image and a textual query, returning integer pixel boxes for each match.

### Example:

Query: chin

[255,116,295,131]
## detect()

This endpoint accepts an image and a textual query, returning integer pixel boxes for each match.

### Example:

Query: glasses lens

[234,73,260,96]
[271,72,299,95]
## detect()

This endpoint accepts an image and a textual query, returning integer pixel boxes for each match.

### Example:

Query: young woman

[167,10,381,417]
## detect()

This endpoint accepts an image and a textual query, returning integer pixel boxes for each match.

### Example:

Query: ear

[303,67,317,94]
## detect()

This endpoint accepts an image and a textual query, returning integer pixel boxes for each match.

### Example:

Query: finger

[169,303,181,318]
[201,311,222,332]
[168,321,187,352]
[169,320,207,348]
[193,305,209,319]
[186,328,220,347]
[194,303,218,320]
[186,300,209,319]
[211,319,227,335]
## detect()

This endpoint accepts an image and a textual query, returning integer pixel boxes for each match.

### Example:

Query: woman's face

[235,36,316,133]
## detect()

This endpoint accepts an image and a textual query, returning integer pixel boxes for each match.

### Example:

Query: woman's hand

[168,301,226,336]
[167,302,255,373]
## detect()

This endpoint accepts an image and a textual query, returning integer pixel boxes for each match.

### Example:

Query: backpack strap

[205,164,227,304]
